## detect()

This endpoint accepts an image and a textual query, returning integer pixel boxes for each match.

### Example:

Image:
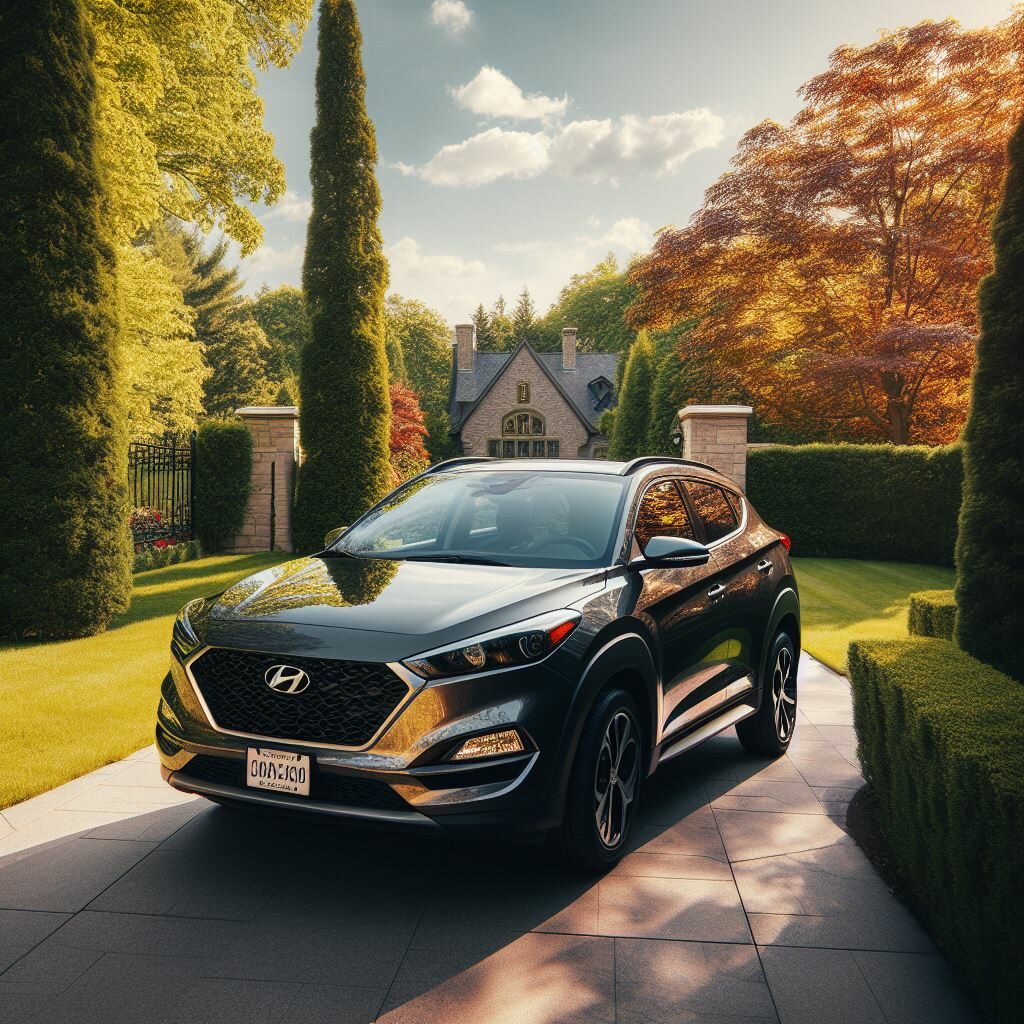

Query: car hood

[206,555,605,644]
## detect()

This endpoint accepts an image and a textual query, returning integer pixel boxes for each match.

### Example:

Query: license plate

[246,748,310,796]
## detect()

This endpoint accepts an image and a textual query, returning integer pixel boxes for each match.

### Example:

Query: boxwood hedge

[848,639,1024,1023]
[746,443,962,565]
[907,590,956,640]
[194,421,253,553]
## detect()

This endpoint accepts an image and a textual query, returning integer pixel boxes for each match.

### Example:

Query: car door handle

[707,583,727,600]
[756,559,773,574]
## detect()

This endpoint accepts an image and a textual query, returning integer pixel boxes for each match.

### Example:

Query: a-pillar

[677,404,753,489]
[225,406,300,553]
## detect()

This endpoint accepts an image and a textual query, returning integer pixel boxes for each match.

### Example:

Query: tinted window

[336,471,629,568]
[684,481,738,542]
[634,481,695,550]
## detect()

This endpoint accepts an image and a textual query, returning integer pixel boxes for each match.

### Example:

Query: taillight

[779,533,791,552]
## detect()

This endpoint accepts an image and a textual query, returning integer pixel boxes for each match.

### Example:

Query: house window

[516,413,531,435]
[504,416,517,435]
[503,439,515,457]
[593,446,608,460]
[502,410,544,436]
[517,440,530,457]
[532,416,543,434]
[517,381,530,404]
[487,440,500,457]
[547,440,560,458]
[533,440,545,457]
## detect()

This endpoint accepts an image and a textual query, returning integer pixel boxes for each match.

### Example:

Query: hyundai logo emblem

[265,664,310,695]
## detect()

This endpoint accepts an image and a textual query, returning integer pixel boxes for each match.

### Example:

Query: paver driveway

[0,656,978,1024]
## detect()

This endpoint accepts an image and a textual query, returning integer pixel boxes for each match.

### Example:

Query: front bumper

[157,645,578,837]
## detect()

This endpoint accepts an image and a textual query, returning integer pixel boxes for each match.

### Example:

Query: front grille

[180,755,408,811]
[189,648,409,747]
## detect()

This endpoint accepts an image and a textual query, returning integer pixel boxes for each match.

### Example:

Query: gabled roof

[449,341,619,435]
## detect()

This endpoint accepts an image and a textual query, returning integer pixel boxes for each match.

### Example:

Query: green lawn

[793,557,954,673]
[0,553,288,809]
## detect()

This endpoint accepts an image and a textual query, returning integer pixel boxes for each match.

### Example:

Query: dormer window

[588,376,614,411]
[517,381,530,404]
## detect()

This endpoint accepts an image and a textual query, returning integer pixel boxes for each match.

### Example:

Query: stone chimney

[562,327,577,370]
[455,323,476,371]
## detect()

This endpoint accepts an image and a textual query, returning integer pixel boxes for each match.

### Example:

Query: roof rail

[618,456,719,476]
[425,457,494,474]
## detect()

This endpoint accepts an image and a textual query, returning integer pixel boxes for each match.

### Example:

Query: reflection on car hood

[208,556,605,636]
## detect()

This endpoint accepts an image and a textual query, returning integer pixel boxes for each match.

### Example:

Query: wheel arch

[759,585,801,698]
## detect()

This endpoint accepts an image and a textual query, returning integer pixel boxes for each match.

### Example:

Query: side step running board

[657,702,757,766]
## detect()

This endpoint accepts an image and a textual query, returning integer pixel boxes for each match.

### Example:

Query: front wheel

[555,688,643,872]
[736,631,798,757]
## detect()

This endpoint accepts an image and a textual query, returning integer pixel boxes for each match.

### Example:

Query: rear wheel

[555,688,643,872]
[736,631,798,757]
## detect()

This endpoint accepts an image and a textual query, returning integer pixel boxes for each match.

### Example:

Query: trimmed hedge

[907,590,956,640]
[848,639,1024,1023]
[133,539,202,574]
[193,420,253,552]
[746,443,961,565]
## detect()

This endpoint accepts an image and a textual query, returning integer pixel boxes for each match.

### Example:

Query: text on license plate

[246,748,310,796]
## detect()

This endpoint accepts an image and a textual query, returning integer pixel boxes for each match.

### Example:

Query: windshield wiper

[384,553,512,567]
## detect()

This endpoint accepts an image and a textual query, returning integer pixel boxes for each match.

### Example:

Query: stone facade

[678,404,753,489]
[459,345,594,459]
[225,407,300,553]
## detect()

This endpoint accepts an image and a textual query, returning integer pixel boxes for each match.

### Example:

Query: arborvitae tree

[512,286,537,343]
[955,116,1024,680]
[609,332,655,460]
[0,0,132,638]
[646,342,686,456]
[471,303,493,348]
[384,328,407,383]
[294,0,391,551]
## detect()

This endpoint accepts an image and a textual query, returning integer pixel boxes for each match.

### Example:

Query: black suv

[158,457,799,869]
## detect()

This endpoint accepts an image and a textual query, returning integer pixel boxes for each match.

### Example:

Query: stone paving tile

[52,909,246,958]
[596,875,751,942]
[760,946,886,1024]
[284,984,385,1024]
[705,777,824,814]
[84,800,204,843]
[0,816,12,840]
[0,811,136,858]
[714,809,853,863]
[632,805,729,860]
[0,909,71,972]
[0,937,102,995]
[0,988,52,1024]
[607,848,734,881]
[615,938,777,1024]
[59,784,194,815]
[379,933,615,1024]
[0,839,157,913]
[852,950,979,1023]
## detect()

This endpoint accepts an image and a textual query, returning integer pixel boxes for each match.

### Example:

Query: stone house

[448,325,618,460]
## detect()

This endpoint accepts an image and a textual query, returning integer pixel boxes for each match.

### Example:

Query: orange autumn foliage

[389,382,430,484]
[631,10,1024,443]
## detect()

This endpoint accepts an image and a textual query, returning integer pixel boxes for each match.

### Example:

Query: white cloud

[417,127,551,187]
[431,0,473,36]
[405,109,724,187]
[450,67,568,123]
[263,190,311,222]
[387,236,487,281]
[586,215,653,253]
[243,242,304,273]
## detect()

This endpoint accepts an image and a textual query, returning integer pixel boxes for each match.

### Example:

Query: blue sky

[239,0,1014,323]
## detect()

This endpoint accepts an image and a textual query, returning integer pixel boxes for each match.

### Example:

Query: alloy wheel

[594,709,640,849]
[772,646,797,741]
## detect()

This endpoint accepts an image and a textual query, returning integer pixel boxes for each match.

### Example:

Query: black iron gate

[129,432,195,547]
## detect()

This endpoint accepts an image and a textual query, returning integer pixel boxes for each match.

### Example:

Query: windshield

[333,471,629,568]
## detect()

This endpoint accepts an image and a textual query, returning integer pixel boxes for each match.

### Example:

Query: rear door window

[634,481,695,550]
[684,481,738,543]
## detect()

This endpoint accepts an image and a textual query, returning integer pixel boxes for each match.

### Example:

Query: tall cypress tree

[609,332,655,460]
[0,0,131,639]
[954,117,1024,680]
[294,0,391,552]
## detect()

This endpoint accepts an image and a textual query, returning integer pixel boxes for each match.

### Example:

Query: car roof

[433,457,737,486]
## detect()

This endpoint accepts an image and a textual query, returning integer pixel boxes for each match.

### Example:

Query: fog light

[451,729,525,761]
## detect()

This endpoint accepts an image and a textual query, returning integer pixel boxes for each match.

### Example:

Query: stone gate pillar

[677,404,753,489]
[225,406,300,553]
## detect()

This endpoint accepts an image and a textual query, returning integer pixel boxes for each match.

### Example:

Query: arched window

[517,381,530,404]
[502,411,544,436]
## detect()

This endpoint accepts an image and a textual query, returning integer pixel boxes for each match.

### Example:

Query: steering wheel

[536,535,598,558]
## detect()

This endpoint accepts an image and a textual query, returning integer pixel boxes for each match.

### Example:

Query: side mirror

[323,526,348,547]
[632,535,710,568]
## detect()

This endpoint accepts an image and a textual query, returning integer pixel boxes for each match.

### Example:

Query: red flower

[154,539,168,549]
[155,513,162,522]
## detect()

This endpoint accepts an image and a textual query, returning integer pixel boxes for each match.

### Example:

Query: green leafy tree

[385,328,408,382]
[251,284,311,383]
[609,332,655,460]
[512,286,538,344]
[385,294,453,460]
[483,295,515,352]
[955,116,1024,681]
[203,315,274,417]
[1,0,132,638]
[295,0,391,551]
[471,303,494,349]
[536,254,639,355]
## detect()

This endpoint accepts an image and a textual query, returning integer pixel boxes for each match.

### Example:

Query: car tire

[555,687,643,872]
[736,630,798,757]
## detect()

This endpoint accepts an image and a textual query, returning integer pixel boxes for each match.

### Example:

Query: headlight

[171,598,207,661]
[403,610,582,681]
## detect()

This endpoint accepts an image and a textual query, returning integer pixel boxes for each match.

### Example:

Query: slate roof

[449,341,619,434]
